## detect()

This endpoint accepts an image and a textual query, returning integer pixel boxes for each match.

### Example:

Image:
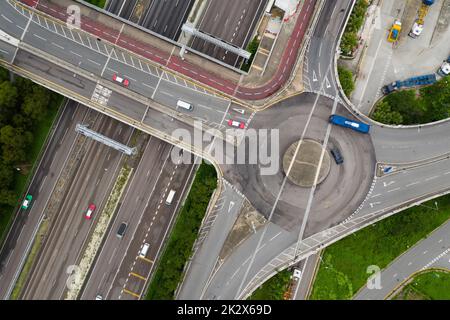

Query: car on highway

[227,120,245,129]
[117,222,128,238]
[85,203,96,220]
[330,148,344,165]
[95,294,103,300]
[112,74,130,87]
[293,268,302,281]
[139,243,150,258]
[21,194,33,210]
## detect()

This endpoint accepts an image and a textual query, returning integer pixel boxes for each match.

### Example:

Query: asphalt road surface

[0,100,82,299]
[190,0,267,67]
[107,0,194,40]
[80,138,196,300]
[355,219,450,300]
[19,110,134,299]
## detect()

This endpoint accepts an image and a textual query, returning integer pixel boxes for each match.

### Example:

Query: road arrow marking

[325,77,331,88]
[233,108,245,114]
[370,202,381,208]
[383,181,395,187]
[228,201,235,213]
[312,70,318,82]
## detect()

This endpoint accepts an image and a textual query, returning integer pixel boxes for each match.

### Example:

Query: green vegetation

[340,0,369,56]
[145,162,217,300]
[310,196,450,300]
[372,77,450,125]
[338,66,355,97]
[83,0,106,8]
[241,36,260,72]
[249,270,291,300]
[395,271,450,300]
[10,218,49,300]
[0,67,62,245]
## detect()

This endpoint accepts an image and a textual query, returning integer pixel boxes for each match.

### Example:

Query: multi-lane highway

[80,139,196,300]
[190,0,267,67]
[18,109,134,299]
[2,0,450,301]
[107,0,194,40]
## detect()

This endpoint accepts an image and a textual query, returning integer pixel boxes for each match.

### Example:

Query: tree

[0,126,33,164]
[0,189,17,207]
[372,101,403,125]
[385,90,423,124]
[0,67,8,83]
[0,161,14,188]
[0,82,18,126]
[21,85,50,122]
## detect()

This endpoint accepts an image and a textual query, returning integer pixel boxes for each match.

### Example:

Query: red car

[112,74,130,87]
[85,204,96,220]
[228,120,245,129]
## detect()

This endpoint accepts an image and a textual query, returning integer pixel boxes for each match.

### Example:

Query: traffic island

[282,139,331,188]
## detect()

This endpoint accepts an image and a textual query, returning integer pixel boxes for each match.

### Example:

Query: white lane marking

[33,34,47,41]
[406,181,420,187]
[387,187,400,193]
[51,42,64,50]
[88,59,101,66]
[70,51,82,58]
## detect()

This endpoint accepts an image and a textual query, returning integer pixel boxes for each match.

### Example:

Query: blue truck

[382,73,437,94]
[329,115,371,134]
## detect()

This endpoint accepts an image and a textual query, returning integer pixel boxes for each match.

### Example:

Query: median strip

[65,165,133,300]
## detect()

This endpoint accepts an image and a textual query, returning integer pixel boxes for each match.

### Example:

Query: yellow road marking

[123,288,140,298]
[130,272,147,281]
[138,256,154,263]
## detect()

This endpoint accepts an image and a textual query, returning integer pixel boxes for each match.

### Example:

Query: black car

[116,222,128,238]
[330,148,344,165]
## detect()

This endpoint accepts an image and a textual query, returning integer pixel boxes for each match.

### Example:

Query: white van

[139,243,150,258]
[177,100,193,111]
[166,189,176,205]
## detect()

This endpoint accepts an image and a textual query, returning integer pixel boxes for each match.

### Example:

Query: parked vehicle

[382,74,437,94]
[437,56,450,77]
[139,243,150,258]
[177,100,193,111]
[227,120,245,129]
[166,189,176,205]
[112,74,130,87]
[388,20,402,42]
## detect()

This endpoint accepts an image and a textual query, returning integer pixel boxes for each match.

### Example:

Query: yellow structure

[388,20,402,42]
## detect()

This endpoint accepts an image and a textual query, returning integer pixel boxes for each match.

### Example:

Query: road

[107,0,194,41]
[354,219,450,300]
[0,100,80,299]
[13,0,316,100]
[19,110,134,299]
[190,0,267,67]
[80,138,196,300]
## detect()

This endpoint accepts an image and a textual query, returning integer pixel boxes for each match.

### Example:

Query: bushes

[372,78,450,125]
[145,162,217,300]
[241,37,260,72]
[249,270,292,300]
[0,67,61,239]
[310,195,450,299]
[340,0,369,56]
[338,66,355,97]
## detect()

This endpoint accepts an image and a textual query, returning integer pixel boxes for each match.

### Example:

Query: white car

[293,268,302,281]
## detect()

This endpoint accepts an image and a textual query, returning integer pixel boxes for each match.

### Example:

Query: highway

[190,0,267,67]
[80,138,196,300]
[12,0,316,100]
[355,219,450,300]
[19,110,134,299]
[2,0,450,301]
[0,100,81,299]
[107,0,194,40]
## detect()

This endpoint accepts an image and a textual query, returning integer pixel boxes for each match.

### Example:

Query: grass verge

[10,218,49,299]
[394,270,450,300]
[145,162,217,300]
[310,196,450,300]
[248,270,291,300]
